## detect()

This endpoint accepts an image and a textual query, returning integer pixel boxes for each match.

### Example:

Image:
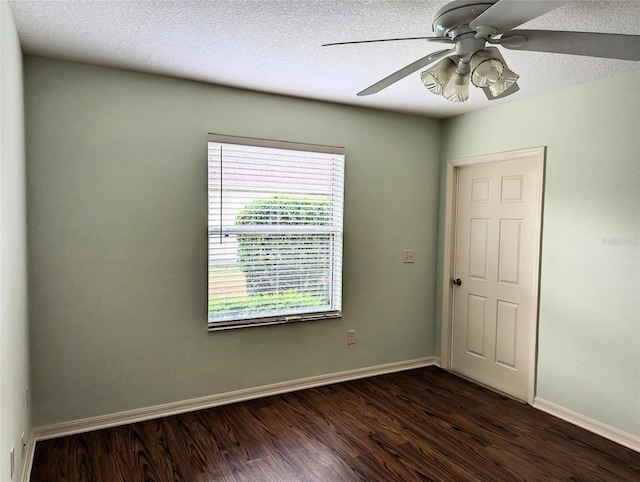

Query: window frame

[207,133,345,331]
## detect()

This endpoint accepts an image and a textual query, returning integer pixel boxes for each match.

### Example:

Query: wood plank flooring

[30,367,640,481]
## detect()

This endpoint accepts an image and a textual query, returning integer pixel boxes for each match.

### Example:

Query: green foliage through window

[208,289,325,321]
[235,195,332,299]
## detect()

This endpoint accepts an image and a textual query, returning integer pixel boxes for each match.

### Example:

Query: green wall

[23,51,639,443]
[0,2,31,480]
[25,56,442,426]
[439,71,640,436]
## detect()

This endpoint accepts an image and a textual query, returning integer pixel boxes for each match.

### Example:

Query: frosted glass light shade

[470,50,504,87]
[489,66,520,97]
[420,58,457,95]
[443,71,470,102]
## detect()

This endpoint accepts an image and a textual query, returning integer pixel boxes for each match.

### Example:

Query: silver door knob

[452,278,462,286]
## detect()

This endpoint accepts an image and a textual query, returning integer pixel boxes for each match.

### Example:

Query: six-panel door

[452,155,542,401]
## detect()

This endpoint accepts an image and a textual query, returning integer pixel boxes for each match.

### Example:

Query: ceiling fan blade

[470,0,572,34]
[357,48,455,96]
[502,30,640,60]
[322,36,452,47]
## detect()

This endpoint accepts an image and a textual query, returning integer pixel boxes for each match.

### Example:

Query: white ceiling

[8,0,640,118]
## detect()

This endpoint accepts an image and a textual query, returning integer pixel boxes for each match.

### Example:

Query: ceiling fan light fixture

[489,65,520,97]
[420,57,457,95]
[470,49,504,87]
[443,69,470,103]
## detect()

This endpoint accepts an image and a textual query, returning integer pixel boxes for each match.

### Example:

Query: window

[207,134,345,331]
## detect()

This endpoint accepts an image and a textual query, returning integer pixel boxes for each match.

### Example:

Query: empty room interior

[1,0,639,480]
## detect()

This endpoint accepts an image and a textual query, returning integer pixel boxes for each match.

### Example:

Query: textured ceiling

[8,0,640,118]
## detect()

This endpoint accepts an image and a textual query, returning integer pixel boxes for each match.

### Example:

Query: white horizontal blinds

[208,134,344,330]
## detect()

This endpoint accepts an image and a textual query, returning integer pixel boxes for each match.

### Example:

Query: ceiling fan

[322,0,640,102]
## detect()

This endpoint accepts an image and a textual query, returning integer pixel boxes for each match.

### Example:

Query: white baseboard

[32,357,436,443]
[534,397,640,453]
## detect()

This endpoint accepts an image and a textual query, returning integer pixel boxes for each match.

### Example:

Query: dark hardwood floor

[31,367,640,481]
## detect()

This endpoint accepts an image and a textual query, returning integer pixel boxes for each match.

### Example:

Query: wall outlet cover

[347,330,356,345]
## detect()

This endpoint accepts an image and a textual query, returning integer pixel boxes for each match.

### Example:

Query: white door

[451,149,543,401]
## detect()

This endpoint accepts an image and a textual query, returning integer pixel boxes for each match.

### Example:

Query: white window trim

[207,134,345,331]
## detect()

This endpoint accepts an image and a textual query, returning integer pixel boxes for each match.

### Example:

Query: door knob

[452,278,462,286]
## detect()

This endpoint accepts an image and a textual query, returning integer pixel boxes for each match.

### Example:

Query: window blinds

[207,134,345,331]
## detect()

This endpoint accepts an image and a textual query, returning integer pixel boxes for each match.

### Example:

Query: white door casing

[440,147,544,403]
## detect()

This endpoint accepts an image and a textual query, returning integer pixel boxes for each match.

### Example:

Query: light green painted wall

[439,72,640,436]
[25,51,638,443]
[0,2,31,480]
[25,56,442,426]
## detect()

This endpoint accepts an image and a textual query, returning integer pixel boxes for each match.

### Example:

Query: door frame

[440,146,545,404]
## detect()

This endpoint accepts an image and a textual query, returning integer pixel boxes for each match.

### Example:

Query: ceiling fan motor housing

[433,0,498,38]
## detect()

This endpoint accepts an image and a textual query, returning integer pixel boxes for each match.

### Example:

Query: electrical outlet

[347,330,356,345]
[10,446,15,479]
[403,249,415,263]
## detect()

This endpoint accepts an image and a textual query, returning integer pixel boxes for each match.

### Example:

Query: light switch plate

[403,249,415,263]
